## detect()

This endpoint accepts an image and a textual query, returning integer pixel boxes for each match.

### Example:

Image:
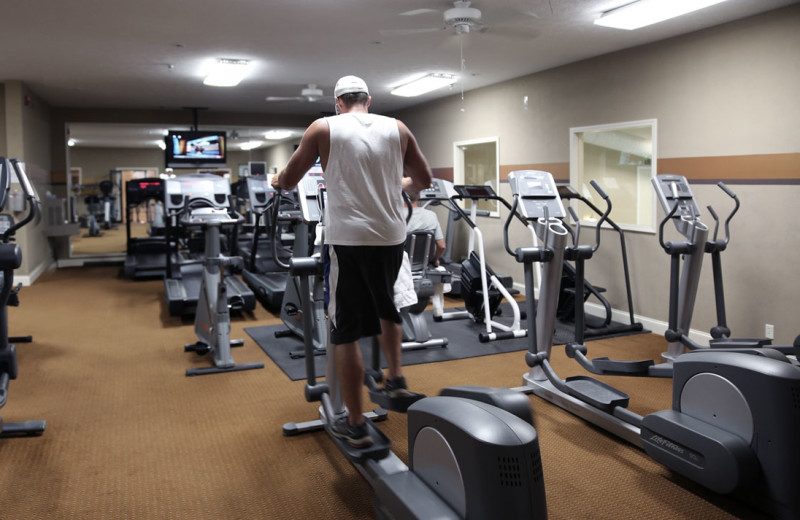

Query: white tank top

[324,113,406,246]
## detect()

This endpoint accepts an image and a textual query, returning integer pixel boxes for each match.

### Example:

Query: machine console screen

[454,185,496,199]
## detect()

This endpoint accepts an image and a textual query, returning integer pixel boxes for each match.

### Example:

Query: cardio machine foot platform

[562,376,630,413]
[368,388,426,413]
[325,417,393,463]
[186,361,264,377]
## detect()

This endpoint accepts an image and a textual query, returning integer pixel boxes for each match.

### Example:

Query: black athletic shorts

[325,243,404,345]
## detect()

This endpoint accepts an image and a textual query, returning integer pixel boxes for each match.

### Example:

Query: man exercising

[271,75,433,448]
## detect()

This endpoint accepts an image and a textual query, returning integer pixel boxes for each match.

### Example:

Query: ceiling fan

[265,84,333,103]
[379,0,539,39]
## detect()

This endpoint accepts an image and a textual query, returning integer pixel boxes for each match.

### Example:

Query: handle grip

[590,180,608,200]
[717,181,736,199]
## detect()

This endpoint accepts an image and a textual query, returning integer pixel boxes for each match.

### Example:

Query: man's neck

[341,105,368,115]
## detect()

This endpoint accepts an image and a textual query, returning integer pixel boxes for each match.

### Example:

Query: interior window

[453,137,499,216]
[570,120,656,232]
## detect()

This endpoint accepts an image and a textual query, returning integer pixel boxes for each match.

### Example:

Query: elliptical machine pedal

[366,385,426,414]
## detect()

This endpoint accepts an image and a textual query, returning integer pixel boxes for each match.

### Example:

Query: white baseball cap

[334,75,369,97]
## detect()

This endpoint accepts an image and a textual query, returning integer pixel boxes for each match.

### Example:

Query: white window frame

[569,119,657,233]
[453,136,500,217]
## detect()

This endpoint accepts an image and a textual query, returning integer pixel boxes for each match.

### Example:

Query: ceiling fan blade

[265,96,304,102]
[379,27,443,36]
[400,8,440,17]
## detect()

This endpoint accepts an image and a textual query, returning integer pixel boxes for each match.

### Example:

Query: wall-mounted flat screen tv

[165,130,227,169]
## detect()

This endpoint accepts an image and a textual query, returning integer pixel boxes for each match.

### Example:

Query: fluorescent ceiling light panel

[203,59,250,87]
[240,140,263,151]
[264,130,294,140]
[594,0,730,30]
[391,73,457,97]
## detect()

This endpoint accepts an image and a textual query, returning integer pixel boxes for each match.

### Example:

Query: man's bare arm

[272,119,328,190]
[398,120,432,193]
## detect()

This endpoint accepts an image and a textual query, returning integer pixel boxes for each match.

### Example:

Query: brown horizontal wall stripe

[659,153,800,182]
[430,154,799,186]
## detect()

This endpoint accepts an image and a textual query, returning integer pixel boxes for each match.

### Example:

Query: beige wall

[265,139,301,173]
[2,81,55,280]
[392,5,800,344]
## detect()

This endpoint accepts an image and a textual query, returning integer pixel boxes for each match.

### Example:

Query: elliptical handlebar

[503,193,553,263]
[402,190,413,224]
[704,182,739,249]
[503,195,520,257]
[270,188,293,271]
[717,182,739,248]
[657,195,682,252]
[4,159,42,242]
[567,206,581,244]
[589,180,611,254]
[717,181,737,199]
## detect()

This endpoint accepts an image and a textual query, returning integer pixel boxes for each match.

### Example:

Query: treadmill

[123,178,170,279]
[163,174,256,317]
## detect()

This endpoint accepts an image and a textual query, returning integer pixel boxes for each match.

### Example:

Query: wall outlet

[765,324,775,339]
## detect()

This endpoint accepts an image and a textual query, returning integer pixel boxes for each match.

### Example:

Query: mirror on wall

[64,122,304,259]
[570,120,657,233]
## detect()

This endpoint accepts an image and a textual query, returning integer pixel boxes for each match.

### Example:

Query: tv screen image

[165,130,227,168]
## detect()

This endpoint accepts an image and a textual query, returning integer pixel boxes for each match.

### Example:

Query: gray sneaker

[330,416,374,448]
[383,376,414,398]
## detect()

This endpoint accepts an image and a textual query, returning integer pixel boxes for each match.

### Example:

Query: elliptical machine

[504,169,800,519]
[652,174,796,359]
[272,167,328,358]
[0,158,45,437]
[172,175,264,376]
[163,175,256,317]
[283,182,547,520]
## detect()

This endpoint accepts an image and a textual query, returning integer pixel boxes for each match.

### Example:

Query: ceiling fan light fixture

[391,73,458,97]
[203,59,250,87]
[594,0,731,31]
[240,140,264,151]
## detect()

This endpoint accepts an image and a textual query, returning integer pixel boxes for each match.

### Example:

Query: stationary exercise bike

[174,175,264,376]
[504,169,800,519]
[398,228,449,350]
[420,180,527,343]
[283,183,547,519]
[0,157,45,437]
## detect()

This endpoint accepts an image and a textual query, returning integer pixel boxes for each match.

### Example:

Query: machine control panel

[165,174,231,212]
[453,184,497,200]
[507,170,565,220]
[126,178,164,206]
[420,178,457,200]
[653,174,701,219]
[245,175,276,208]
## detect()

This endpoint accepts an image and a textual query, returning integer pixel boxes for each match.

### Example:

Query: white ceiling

[3,0,796,149]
